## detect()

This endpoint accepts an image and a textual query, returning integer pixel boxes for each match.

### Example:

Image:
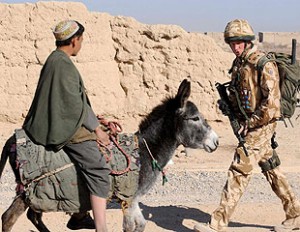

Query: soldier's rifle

[215,81,248,156]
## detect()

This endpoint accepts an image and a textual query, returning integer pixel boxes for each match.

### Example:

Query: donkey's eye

[192,116,199,121]
[183,116,200,121]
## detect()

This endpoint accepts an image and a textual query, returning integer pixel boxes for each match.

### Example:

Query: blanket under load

[15,129,140,213]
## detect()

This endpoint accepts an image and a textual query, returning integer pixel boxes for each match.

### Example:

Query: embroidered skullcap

[52,20,79,41]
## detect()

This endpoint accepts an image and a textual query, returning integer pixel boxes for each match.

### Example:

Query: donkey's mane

[138,96,177,132]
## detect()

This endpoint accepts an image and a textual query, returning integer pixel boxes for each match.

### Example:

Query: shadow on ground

[140,203,273,231]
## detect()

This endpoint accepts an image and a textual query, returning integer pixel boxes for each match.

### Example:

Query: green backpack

[256,52,300,121]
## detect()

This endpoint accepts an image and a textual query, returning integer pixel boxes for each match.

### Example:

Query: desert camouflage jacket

[229,45,281,129]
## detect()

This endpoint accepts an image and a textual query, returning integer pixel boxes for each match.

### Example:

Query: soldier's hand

[238,121,248,137]
[217,99,230,116]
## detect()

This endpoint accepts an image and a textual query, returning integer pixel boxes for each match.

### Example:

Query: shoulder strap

[246,51,266,66]
[256,52,276,72]
[247,52,276,85]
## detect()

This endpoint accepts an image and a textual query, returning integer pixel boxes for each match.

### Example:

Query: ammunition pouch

[259,150,281,172]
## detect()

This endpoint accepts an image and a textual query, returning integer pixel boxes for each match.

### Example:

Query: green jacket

[23,49,89,150]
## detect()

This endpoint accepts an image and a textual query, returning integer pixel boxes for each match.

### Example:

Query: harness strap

[229,84,250,121]
[259,150,281,173]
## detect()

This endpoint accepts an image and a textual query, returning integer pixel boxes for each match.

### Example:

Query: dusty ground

[0,109,300,232]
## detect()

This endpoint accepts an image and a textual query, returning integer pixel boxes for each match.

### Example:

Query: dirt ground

[0,109,300,232]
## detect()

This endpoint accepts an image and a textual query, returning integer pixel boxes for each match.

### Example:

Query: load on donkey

[0,79,219,232]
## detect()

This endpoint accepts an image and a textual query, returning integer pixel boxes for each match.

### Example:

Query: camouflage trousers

[210,122,300,231]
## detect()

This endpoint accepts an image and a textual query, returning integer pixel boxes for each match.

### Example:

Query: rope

[98,144,113,162]
[27,163,74,188]
[142,138,168,185]
[109,135,131,175]
[97,115,122,137]
[97,115,131,176]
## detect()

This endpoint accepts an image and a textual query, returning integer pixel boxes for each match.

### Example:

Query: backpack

[256,52,300,121]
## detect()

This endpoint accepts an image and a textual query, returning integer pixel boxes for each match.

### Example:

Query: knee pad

[259,150,281,172]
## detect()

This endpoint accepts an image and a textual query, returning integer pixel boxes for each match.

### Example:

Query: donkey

[0,79,219,232]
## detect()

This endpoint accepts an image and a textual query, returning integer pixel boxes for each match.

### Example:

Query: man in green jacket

[23,20,110,232]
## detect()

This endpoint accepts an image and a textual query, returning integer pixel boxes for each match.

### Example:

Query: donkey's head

[174,79,218,152]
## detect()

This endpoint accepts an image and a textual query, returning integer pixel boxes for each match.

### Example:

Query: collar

[241,44,258,61]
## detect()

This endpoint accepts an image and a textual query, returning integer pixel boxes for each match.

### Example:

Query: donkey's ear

[175,79,191,108]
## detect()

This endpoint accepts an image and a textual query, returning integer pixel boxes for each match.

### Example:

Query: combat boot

[67,212,95,230]
[273,216,300,232]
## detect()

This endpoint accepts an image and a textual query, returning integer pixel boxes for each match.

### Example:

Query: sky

[2,0,300,33]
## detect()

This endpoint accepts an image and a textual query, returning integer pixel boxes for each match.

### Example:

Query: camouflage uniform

[209,45,300,231]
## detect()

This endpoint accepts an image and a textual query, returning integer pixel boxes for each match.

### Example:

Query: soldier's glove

[238,121,249,137]
[217,99,230,116]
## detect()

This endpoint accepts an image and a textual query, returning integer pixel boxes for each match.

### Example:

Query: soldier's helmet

[224,19,255,44]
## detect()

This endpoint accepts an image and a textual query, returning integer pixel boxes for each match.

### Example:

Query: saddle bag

[15,128,140,213]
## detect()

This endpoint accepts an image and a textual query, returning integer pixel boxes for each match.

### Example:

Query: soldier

[194,19,300,232]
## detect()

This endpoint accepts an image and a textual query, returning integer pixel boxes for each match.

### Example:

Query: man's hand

[95,126,110,146]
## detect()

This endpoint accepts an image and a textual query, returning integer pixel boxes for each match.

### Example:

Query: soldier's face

[229,41,245,57]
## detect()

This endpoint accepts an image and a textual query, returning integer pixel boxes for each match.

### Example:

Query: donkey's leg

[26,208,50,232]
[122,197,146,232]
[1,195,28,232]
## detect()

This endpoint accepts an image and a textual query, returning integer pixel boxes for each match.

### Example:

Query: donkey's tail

[0,135,15,179]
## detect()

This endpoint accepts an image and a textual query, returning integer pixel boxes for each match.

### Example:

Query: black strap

[259,150,281,172]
